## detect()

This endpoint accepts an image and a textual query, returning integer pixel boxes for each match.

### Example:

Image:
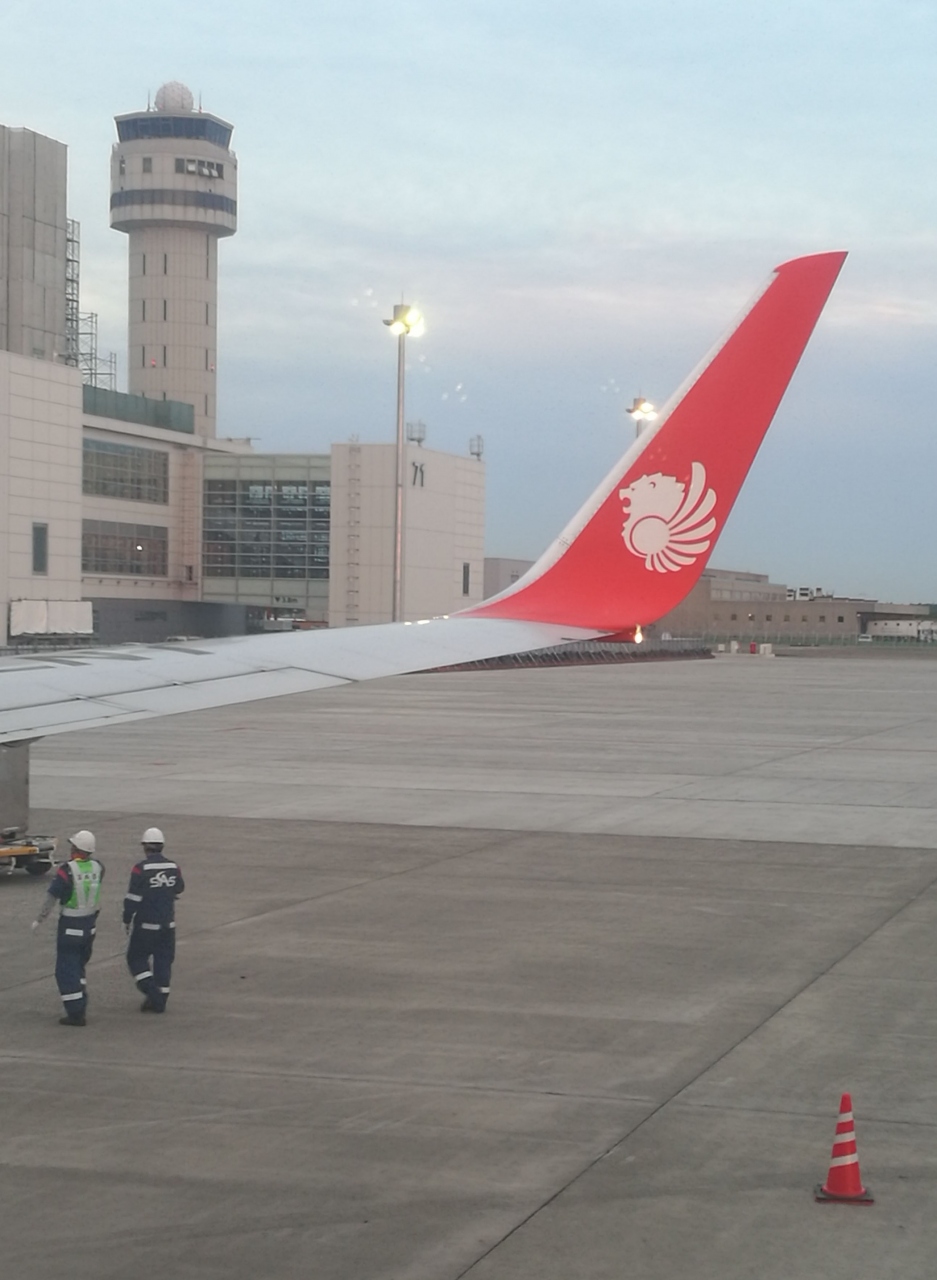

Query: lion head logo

[619,462,717,572]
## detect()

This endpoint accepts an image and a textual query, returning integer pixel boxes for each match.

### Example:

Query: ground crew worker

[32,830,104,1026]
[123,827,184,1013]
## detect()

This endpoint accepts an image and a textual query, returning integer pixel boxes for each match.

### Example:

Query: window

[462,563,471,595]
[163,253,168,275]
[163,299,168,321]
[172,156,224,179]
[118,156,126,177]
[765,614,772,622]
[730,613,737,621]
[802,616,808,623]
[83,439,169,504]
[838,615,844,623]
[116,115,232,147]
[142,253,146,275]
[82,521,168,576]
[783,615,790,622]
[819,615,826,623]
[142,300,146,322]
[142,157,152,173]
[202,477,330,580]
[205,303,209,325]
[163,346,167,367]
[141,346,146,367]
[32,523,48,574]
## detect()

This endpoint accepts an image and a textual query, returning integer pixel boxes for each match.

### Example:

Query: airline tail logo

[620,461,717,573]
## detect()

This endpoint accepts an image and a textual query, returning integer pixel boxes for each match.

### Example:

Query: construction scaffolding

[64,219,80,367]
[77,311,117,390]
[62,218,118,389]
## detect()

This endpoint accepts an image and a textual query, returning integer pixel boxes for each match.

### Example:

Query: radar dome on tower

[154,81,194,113]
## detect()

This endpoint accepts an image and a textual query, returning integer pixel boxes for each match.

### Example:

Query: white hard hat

[141,827,165,845]
[69,830,96,855]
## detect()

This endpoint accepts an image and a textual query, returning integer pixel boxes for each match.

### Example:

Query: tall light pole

[627,396,658,438]
[383,304,425,622]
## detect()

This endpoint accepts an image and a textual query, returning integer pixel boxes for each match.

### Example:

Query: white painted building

[0,125,68,361]
[0,351,84,645]
[329,442,485,625]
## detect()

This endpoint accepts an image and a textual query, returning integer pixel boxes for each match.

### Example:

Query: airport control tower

[110,82,237,437]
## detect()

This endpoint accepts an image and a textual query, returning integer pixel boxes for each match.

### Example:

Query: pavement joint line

[0,1051,656,1102]
[647,713,937,798]
[452,859,937,1280]
[667,1099,937,1127]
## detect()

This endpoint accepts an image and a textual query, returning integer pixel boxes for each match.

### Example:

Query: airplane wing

[0,251,845,745]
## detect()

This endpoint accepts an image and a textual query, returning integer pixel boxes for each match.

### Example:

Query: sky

[4,0,937,600]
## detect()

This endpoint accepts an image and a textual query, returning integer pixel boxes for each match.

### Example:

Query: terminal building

[0,87,484,646]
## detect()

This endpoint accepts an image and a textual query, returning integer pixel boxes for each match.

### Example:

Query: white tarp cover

[10,599,94,636]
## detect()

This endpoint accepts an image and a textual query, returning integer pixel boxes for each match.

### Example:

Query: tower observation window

[116,115,233,147]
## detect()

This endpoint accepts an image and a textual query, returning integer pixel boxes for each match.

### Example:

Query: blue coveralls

[46,857,105,1021]
[123,854,185,1012]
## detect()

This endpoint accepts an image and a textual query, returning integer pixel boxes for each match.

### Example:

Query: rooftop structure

[0,126,67,362]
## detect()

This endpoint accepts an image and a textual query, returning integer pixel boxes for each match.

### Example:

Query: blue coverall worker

[32,830,104,1026]
[123,827,185,1013]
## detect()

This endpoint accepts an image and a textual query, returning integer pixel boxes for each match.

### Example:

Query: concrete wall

[329,442,485,625]
[0,350,83,645]
[0,126,67,361]
[87,597,247,644]
[484,557,535,599]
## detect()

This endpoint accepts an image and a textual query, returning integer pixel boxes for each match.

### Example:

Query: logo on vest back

[619,462,717,573]
[149,871,177,888]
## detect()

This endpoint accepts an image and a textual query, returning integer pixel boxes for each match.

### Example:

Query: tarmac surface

[4,652,937,1278]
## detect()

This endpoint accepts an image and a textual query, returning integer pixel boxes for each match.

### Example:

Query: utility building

[110,82,237,438]
[328,442,485,625]
[0,126,68,362]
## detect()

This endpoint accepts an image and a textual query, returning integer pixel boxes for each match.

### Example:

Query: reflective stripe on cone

[815,1092,873,1204]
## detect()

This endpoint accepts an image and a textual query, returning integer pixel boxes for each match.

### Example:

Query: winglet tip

[774,249,848,276]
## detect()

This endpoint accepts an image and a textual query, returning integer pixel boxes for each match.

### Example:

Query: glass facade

[116,115,233,147]
[83,384,194,434]
[111,189,237,217]
[203,478,330,580]
[83,439,169,504]
[82,521,168,577]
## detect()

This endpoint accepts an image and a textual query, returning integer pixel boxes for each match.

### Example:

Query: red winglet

[464,251,846,631]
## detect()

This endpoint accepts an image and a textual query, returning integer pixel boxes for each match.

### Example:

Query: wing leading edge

[0,252,845,744]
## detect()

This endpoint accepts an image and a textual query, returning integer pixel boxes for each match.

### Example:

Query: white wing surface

[0,619,597,743]
[0,252,846,746]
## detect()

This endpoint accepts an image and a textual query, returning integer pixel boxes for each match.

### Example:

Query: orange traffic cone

[814,1092,873,1203]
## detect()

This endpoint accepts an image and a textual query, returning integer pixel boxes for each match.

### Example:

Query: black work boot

[59,1014,86,1026]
